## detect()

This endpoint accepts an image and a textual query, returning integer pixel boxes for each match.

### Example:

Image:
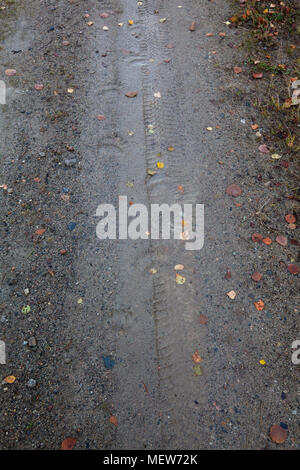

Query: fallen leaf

[192,351,202,363]
[199,314,208,325]
[224,271,232,280]
[61,437,77,450]
[174,264,184,271]
[35,228,46,236]
[253,72,263,79]
[22,305,31,314]
[276,235,288,246]
[254,300,264,311]
[177,185,184,193]
[109,416,118,426]
[227,290,237,300]
[97,115,105,121]
[128,19,134,25]
[259,359,266,365]
[262,237,272,245]
[5,69,16,76]
[271,153,281,159]
[234,66,242,74]
[167,146,174,152]
[287,264,299,275]
[252,233,263,243]
[251,124,259,130]
[285,214,296,224]
[147,169,156,176]
[252,272,262,282]
[34,84,44,90]
[157,161,164,169]
[193,364,203,376]
[269,424,287,444]
[259,144,270,154]
[154,92,161,98]
[149,268,157,274]
[226,183,242,197]
[4,375,16,384]
[125,91,137,98]
[175,273,185,284]
[159,18,167,23]
[189,21,196,31]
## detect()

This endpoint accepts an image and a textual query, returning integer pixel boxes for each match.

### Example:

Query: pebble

[28,337,37,347]
[27,379,37,388]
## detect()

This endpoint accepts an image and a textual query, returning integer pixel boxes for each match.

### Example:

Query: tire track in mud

[134,1,208,449]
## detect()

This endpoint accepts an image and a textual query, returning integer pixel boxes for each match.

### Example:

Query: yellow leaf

[175,273,186,284]
[4,375,16,384]
[157,162,164,169]
[259,359,266,365]
[167,146,174,152]
[128,19,134,25]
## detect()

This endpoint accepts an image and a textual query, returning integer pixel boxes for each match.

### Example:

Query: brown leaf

[276,235,288,246]
[226,183,242,197]
[252,272,262,282]
[224,271,232,280]
[61,437,77,450]
[269,424,287,444]
[109,416,118,426]
[199,314,208,325]
[287,264,299,275]
[125,91,137,98]
[189,21,196,32]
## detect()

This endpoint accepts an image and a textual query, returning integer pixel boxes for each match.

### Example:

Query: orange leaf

[262,237,272,245]
[35,228,46,236]
[192,351,202,363]
[269,424,287,444]
[109,416,118,426]
[254,300,264,311]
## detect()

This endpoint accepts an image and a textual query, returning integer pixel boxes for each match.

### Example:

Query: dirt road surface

[0,0,299,450]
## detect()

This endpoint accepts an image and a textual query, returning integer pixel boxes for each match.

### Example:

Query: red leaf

[287,264,299,275]
[61,437,77,450]
[252,272,262,282]
[252,233,263,243]
[97,115,105,121]
[34,84,44,91]
[224,271,232,280]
